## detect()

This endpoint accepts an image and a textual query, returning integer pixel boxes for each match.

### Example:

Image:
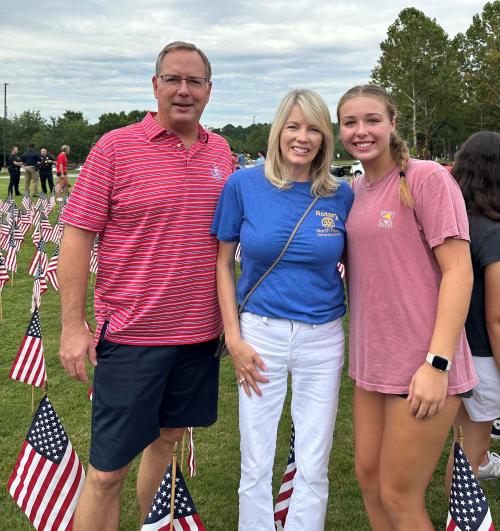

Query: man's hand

[59,323,97,382]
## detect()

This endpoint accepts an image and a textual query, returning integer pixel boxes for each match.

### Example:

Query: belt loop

[262,316,268,325]
[312,324,318,329]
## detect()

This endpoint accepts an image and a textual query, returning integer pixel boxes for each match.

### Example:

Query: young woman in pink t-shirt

[337,85,477,530]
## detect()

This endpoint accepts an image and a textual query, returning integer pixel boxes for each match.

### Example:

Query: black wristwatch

[426,352,452,372]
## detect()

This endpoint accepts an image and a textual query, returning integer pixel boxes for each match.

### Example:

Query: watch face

[432,356,448,371]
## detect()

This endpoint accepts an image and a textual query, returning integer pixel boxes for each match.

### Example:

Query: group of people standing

[56,40,499,531]
[6,144,71,197]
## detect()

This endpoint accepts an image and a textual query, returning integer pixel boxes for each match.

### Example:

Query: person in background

[39,148,56,195]
[447,131,500,483]
[21,143,41,197]
[237,151,247,169]
[7,146,23,196]
[255,150,266,166]
[338,84,477,531]
[56,144,71,196]
[213,88,353,530]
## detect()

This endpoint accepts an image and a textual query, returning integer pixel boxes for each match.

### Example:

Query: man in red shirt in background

[56,144,70,197]
[58,41,233,530]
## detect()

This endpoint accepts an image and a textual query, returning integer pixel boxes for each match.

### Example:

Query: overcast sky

[0,0,484,128]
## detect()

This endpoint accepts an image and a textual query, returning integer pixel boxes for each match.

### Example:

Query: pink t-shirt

[346,159,478,394]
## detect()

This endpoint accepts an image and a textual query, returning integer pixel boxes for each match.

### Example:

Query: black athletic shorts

[89,328,219,472]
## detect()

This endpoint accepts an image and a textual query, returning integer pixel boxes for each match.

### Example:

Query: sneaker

[477,451,500,481]
[492,418,500,440]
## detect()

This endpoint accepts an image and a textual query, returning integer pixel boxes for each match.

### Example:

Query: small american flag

[5,231,17,272]
[0,216,10,249]
[50,213,64,244]
[141,462,205,531]
[9,308,47,388]
[0,253,9,290]
[41,212,53,242]
[337,261,345,280]
[90,235,99,274]
[29,239,48,277]
[22,191,32,212]
[447,441,495,530]
[32,263,48,312]
[274,424,296,530]
[187,427,196,478]
[7,396,85,530]
[46,245,60,290]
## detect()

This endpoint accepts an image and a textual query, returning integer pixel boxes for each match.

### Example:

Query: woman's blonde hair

[265,89,338,197]
[337,84,414,207]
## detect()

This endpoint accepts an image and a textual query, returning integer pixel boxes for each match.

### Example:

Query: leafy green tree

[45,110,96,163]
[95,110,148,137]
[372,7,463,157]
[454,1,500,133]
[8,110,48,151]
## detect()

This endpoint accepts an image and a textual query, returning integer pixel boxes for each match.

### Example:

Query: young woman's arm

[216,241,268,397]
[485,260,500,370]
[408,238,473,420]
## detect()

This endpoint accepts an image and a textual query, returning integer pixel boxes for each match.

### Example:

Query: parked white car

[350,160,364,177]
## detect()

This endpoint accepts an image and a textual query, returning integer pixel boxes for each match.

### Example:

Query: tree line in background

[1,2,498,164]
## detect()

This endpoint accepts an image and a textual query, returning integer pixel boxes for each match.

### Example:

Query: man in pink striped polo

[58,41,233,530]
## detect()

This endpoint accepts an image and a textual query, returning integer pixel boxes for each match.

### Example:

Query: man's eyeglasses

[158,75,208,89]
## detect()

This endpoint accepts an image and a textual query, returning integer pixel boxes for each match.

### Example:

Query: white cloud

[0,0,485,127]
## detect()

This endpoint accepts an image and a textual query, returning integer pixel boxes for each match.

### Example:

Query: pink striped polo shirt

[62,112,233,345]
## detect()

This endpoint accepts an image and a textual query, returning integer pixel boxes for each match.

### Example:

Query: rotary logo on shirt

[378,210,395,229]
[211,164,223,181]
[315,210,340,236]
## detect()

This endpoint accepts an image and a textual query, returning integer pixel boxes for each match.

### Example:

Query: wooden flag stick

[457,425,464,448]
[169,442,178,531]
[0,291,3,322]
[180,430,186,473]
[31,386,35,414]
[11,271,14,287]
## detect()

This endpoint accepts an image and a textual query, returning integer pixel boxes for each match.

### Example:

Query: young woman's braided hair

[337,85,414,207]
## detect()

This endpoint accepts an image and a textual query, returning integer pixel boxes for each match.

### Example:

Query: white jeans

[238,312,345,531]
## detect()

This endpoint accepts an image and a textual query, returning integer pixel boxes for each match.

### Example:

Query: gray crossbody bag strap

[237,194,320,314]
[214,194,319,358]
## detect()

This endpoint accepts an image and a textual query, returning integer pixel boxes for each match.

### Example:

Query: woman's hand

[407,363,448,420]
[227,338,269,397]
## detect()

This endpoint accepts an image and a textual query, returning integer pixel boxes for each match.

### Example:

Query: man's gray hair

[155,41,212,80]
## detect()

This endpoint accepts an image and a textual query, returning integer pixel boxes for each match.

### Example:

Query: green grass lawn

[0,175,498,530]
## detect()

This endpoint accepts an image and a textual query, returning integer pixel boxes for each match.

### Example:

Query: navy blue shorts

[89,332,220,471]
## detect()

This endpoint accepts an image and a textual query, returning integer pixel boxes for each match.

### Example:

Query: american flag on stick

[90,235,99,275]
[447,441,495,530]
[9,308,47,388]
[187,427,196,478]
[7,395,85,530]
[32,263,49,312]
[29,239,48,277]
[5,230,17,273]
[46,244,60,290]
[141,461,205,531]
[21,191,32,212]
[274,423,296,530]
[0,253,9,290]
[41,212,53,242]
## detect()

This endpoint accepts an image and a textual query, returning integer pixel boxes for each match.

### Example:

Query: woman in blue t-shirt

[212,89,353,530]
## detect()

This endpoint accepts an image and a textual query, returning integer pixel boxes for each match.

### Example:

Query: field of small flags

[0,174,498,530]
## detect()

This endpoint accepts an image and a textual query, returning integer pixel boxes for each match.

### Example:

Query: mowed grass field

[0,173,498,530]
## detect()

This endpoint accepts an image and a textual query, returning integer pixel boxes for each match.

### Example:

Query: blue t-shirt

[211,166,354,324]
